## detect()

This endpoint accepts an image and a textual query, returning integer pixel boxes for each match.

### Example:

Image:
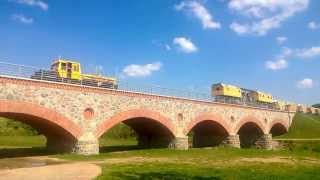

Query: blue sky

[0,0,319,105]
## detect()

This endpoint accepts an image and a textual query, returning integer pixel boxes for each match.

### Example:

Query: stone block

[222,135,240,148]
[255,134,273,150]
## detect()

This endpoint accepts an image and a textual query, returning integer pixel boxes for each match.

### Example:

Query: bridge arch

[235,116,266,148]
[0,100,83,152]
[95,109,176,148]
[268,119,289,137]
[185,113,231,148]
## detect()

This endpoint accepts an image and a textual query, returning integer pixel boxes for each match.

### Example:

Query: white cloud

[276,36,287,44]
[173,37,198,53]
[297,78,313,89]
[296,47,320,59]
[308,21,320,30]
[175,1,221,30]
[12,14,33,24]
[10,0,48,11]
[122,62,162,77]
[228,0,309,35]
[265,47,292,71]
[230,22,249,35]
[266,46,320,71]
[265,59,288,71]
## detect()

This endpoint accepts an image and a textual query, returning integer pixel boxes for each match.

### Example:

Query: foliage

[0,117,38,136]
[101,123,136,139]
[313,104,320,108]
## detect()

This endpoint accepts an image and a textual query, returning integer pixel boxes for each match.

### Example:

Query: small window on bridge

[84,108,94,120]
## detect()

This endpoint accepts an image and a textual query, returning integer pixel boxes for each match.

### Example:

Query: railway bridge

[0,75,295,155]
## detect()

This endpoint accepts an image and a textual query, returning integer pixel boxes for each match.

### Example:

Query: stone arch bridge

[0,76,295,155]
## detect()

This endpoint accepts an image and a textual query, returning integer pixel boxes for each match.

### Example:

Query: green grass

[55,147,320,179]
[278,113,320,139]
[97,162,320,180]
[0,136,46,148]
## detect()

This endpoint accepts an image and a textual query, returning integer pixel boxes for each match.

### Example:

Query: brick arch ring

[0,100,83,139]
[267,119,289,133]
[234,115,267,135]
[184,113,232,135]
[94,109,176,138]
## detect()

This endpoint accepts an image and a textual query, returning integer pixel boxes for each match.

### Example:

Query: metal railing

[0,61,213,102]
[0,61,281,110]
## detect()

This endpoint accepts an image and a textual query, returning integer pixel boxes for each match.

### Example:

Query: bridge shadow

[99,145,142,153]
[0,147,54,159]
[99,145,168,153]
[0,145,143,159]
[109,171,221,180]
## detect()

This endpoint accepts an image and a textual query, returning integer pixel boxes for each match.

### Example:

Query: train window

[51,63,58,71]
[61,63,66,70]
[73,65,79,72]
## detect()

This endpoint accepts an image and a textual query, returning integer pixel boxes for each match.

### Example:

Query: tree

[313,104,320,108]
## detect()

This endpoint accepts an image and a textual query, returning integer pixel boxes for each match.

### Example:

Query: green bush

[0,117,38,136]
[101,123,136,139]
[312,104,320,108]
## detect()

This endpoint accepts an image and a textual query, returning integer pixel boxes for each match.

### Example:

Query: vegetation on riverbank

[278,113,320,139]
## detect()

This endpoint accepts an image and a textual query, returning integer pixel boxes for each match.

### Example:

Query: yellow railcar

[32,58,118,89]
[272,100,287,111]
[212,83,242,98]
[297,105,306,113]
[51,59,81,80]
[285,104,297,112]
[249,91,273,103]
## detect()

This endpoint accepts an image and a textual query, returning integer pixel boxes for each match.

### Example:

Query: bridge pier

[170,137,189,150]
[72,133,99,155]
[222,135,240,148]
[255,134,273,150]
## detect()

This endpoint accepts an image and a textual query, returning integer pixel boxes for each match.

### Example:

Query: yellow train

[31,58,118,89]
[212,83,274,108]
[211,83,310,111]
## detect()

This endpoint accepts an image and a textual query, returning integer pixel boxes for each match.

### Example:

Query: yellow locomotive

[212,83,274,108]
[31,58,118,89]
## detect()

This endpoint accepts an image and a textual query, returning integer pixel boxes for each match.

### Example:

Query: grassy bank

[98,161,320,180]
[277,113,320,139]
[0,136,46,148]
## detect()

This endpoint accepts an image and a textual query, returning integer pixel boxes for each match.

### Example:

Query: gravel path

[0,162,101,180]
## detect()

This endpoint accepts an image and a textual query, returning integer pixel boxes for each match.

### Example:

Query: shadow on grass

[100,145,170,154]
[107,171,221,180]
[100,145,143,153]
[0,145,153,159]
[0,147,55,159]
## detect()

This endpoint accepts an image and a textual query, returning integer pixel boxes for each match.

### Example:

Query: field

[1,113,320,179]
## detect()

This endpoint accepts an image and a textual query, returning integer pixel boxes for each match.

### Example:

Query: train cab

[212,83,242,98]
[51,59,81,80]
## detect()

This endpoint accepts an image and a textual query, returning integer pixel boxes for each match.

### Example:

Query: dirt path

[0,157,101,180]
